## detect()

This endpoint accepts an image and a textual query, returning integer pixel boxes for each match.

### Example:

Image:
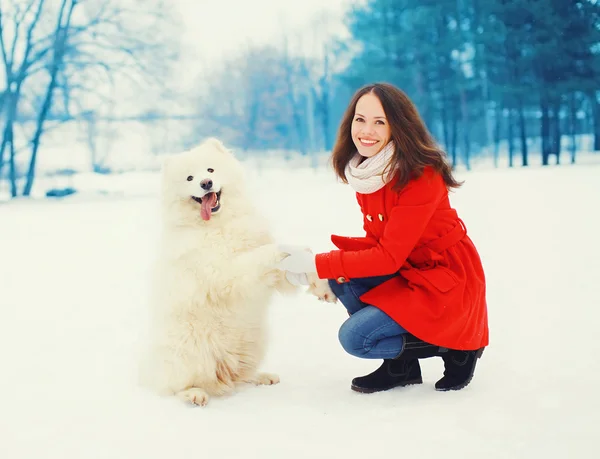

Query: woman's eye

[355,117,364,122]
[207,168,214,173]
[187,176,193,181]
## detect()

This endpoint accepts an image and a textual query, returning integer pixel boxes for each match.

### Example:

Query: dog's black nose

[200,179,213,190]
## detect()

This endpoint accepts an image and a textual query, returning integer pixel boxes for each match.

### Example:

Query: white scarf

[344,142,395,194]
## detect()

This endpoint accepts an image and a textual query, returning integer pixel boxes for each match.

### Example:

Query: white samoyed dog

[139,138,322,407]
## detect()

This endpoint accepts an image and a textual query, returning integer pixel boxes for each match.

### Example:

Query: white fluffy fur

[307,273,338,303]
[140,138,296,406]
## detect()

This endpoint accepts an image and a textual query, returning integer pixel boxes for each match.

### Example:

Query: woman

[279,83,489,394]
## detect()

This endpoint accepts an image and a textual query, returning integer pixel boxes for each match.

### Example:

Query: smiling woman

[351,93,391,158]
[277,82,489,396]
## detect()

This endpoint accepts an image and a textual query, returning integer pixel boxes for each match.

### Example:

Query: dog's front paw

[255,244,290,268]
[177,388,210,407]
[307,274,337,303]
[263,268,284,287]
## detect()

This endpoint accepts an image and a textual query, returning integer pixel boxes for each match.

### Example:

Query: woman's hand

[284,271,310,286]
[277,245,317,274]
[277,245,338,302]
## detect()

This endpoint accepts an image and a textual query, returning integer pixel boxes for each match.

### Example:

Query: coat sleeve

[315,169,446,279]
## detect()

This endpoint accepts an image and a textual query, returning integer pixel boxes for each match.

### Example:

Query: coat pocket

[401,266,459,293]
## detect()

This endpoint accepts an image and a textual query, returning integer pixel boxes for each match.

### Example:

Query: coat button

[366,214,372,222]
[378,213,384,221]
[337,276,347,283]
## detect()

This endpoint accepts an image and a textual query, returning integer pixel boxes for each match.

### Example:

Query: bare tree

[295,10,345,152]
[22,0,76,196]
[0,0,181,197]
[0,0,46,197]
[194,44,301,152]
[281,35,308,155]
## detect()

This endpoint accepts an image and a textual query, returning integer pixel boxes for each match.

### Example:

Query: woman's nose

[361,123,376,135]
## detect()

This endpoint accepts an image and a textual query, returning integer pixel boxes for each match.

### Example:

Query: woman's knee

[338,319,371,357]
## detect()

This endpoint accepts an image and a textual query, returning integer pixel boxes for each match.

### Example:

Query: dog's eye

[187,176,193,181]
[207,168,214,173]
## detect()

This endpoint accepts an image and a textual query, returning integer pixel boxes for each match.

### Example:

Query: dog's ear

[203,137,230,154]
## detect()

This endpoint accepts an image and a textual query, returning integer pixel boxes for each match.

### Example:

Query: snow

[1,160,599,459]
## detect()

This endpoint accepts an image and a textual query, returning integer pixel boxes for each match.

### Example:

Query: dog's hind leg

[175,373,235,406]
[235,351,280,387]
[243,372,280,386]
[176,387,210,406]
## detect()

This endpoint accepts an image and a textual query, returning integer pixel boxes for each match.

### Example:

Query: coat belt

[407,219,467,265]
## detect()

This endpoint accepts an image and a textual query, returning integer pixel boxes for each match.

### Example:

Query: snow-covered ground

[1,161,599,459]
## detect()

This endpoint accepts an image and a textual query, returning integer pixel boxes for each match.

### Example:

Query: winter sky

[174,0,351,63]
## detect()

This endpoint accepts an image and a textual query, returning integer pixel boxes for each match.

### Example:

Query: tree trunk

[319,49,331,151]
[6,122,17,198]
[0,0,45,191]
[0,90,6,121]
[569,93,577,164]
[0,96,18,197]
[441,100,449,154]
[23,0,77,196]
[460,88,471,171]
[591,91,600,151]
[413,63,432,130]
[285,81,306,156]
[517,98,528,166]
[282,42,306,156]
[493,102,502,168]
[8,134,16,198]
[507,108,514,168]
[551,100,562,164]
[451,103,458,167]
[540,95,551,165]
[0,87,20,182]
[0,117,10,180]
[314,81,331,152]
[322,94,330,151]
[23,76,57,196]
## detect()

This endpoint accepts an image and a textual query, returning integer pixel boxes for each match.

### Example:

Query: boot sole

[351,377,424,394]
[435,348,485,392]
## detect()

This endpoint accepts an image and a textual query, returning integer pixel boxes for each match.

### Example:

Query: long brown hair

[331,83,462,191]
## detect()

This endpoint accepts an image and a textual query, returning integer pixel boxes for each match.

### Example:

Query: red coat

[315,167,489,351]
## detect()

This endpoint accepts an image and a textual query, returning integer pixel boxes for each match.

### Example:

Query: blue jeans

[328,274,408,359]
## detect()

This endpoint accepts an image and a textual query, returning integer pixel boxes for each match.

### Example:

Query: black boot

[351,359,423,394]
[396,333,448,359]
[435,348,485,391]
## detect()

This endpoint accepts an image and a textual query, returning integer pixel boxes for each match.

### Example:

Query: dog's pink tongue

[200,192,217,221]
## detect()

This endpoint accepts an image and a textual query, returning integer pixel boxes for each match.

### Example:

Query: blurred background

[0,0,598,200]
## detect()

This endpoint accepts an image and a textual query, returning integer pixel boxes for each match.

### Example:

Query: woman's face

[351,92,391,158]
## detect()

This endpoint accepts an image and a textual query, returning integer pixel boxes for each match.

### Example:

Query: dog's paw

[307,274,337,303]
[263,268,284,288]
[177,388,210,407]
[262,243,290,264]
[246,372,280,386]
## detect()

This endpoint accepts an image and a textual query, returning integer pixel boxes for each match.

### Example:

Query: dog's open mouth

[192,190,222,221]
